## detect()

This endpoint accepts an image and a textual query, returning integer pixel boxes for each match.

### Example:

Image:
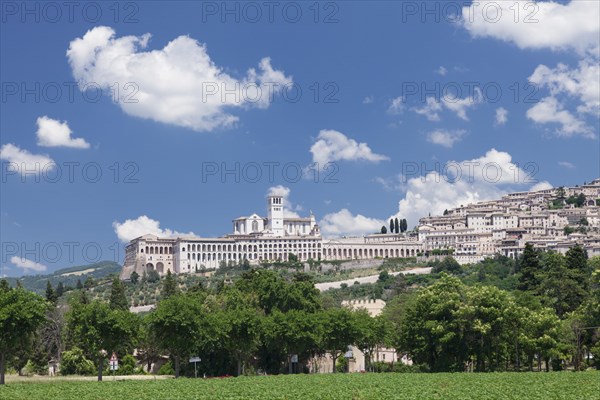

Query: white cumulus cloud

[67,26,292,132]
[36,116,90,148]
[461,1,600,56]
[387,97,404,114]
[526,97,594,138]
[320,209,385,237]
[393,149,545,228]
[113,216,195,243]
[310,129,389,166]
[495,107,508,126]
[11,256,47,273]
[411,88,482,121]
[426,129,466,148]
[527,59,599,138]
[0,144,55,176]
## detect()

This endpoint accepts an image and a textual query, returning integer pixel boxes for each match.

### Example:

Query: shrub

[119,354,138,375]
[60,347,95,376]
[158,361,174,375]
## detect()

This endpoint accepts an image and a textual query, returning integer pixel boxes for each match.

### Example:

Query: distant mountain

[4,261,121,294]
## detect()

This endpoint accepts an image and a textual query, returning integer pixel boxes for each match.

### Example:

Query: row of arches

[144,246,173,255]
[323,246,418,260]
[182,242,321,253]
[187,251,321,262]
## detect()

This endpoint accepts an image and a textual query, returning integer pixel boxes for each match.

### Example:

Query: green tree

[0,287,48,384]
[224,307,261,376]
[136,316,162,373]
[76,279,83,290]
[432,256,461,274]
[147,269,160,283]
[389,219,394,234]
[161,270,179,300]
[66,300,140,381]
[354,311,389,372]
[394,218,399,234]
[319,308,361,373]
[538,252,587,318]
[130,271,140,284]
[150,293,217,378]
[46,281,58,305]
[380,226,387,234]
[109,277,129,311]
[84,276,95,289]
[518,243,541,292]
[397,275,467,372]
[55,282,64,298]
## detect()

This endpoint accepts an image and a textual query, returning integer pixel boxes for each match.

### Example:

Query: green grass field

[1,372,598,400]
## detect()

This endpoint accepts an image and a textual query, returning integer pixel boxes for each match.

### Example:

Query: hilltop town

[121,178,600,279]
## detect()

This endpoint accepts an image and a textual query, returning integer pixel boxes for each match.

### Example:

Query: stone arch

[146,263,154,271]
[156,262,164,274]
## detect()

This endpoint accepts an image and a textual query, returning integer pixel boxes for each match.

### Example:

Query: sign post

[109,353,118,380]
[189,357,201,378]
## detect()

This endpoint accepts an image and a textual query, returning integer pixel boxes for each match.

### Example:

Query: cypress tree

[517,243,541,292]
[109,277,129,311]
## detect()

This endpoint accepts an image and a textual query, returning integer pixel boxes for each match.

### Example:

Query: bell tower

[267,195,284,237]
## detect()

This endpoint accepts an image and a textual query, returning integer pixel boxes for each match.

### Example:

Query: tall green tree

[394,218,399,235]
[161,270,179,299]
[397,275,467,371]
[538,252,586,318]
[565,245,590,295]
[0,287,47,384]
[66,300,140,381]
[46,281,58,305]
[56,282,64,298]
[150,293,218,378]
[319,308,361,373]
[130,271,140,284]
[389,219,394,234]
[109,277,129,311]
[517,243,541,292]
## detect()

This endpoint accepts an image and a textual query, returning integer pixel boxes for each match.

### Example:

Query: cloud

[11,256,47,273]
[530,181,553,192]
[267,185,300,218]
[363,96,374,104]
[112,216,195,243]
[526,96,594,138]
[426,129,466,148]
[411,88,482,121]
[36,116,90,149]
[558,161,575,169]
[495,107,508,126]
[441,87,483,121]
[411,97,443,121]
[320,209,385,237]
[527,59,599,138]
[461,1,600,56]
[436,66,448,76]
[310,129,389,166]
[393,149,544,227]
[0,144,55,176]
[387,97,404,115]
[67,26,292,132]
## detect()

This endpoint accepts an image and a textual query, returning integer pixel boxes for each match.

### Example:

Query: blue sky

[1,1,599,276]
